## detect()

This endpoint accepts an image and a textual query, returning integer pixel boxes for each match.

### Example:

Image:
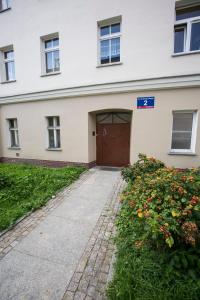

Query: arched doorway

[96,112,132,167]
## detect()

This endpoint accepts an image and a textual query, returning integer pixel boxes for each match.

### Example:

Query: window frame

[98,20,121,66]
[0,46,16,83]
[40,33,60,76]
[7,118,20,149]
[170,110,198,154]
[0,0,11,12]
[174,5,200,54]
[46,116,61,149]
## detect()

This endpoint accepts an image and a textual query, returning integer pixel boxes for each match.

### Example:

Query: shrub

[121,153,165,183]
[107,156,200,299]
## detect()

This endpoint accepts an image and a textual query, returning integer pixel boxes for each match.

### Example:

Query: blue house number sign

[137,97,155,109]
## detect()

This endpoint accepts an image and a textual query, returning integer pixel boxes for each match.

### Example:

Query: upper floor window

[8,118,19,148]
[174,5,200,53]
[99,19,121,65]
[0,0,11,12]
[171,111,197,153]
[47,116,61,149]
[0,47,16,83]
[42,35,60,74]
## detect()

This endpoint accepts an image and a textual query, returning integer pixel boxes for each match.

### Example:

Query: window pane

[100,26,109,36]
[45,40,53,49]
[5,61,15,81]
[48,129,55,148]
[10,131,17,147]
[111,38,120,62]
[4,50,14,60]
[45,51,53,73]
[176,5,200,21]
[100,40,110,64]
[0,0,9,10]
[56,130,61,148]
[53,38,59,47]
[53,50,60,71]
[190,22,200,51]
[111,23,120,34]
[47,117,54,127]
[173,113,193,131]
[9,119,15,129]
[55,116,60,127]
[172,132,192,149]
[174,27,185,53]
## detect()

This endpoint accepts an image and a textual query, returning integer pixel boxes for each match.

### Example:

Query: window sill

[46,148,62,151]
[172,50,200,57]
[41,72,61,77]
[1,80,16,84]
[0,7,11,13]
[168,151,197,156]
[96,62,123,68]
[8,147,21,150]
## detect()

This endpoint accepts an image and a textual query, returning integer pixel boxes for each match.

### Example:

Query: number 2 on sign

[144,100,148,106]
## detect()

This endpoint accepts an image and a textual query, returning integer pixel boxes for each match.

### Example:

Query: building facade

[0,0,199,168]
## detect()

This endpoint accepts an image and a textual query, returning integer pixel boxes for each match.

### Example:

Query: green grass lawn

[0,163,86,231]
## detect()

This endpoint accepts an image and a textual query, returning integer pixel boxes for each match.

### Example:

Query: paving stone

[63,291,75,300]
[74,291,86,300]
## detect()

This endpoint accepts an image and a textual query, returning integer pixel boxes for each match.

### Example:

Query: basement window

[8,118,19,148]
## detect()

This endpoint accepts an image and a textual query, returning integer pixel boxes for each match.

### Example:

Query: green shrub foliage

[121,153,165,183]
[107,155,200,299]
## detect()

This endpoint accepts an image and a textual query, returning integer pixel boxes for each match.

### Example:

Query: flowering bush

[121,153,165,183]
[121,167,200,248]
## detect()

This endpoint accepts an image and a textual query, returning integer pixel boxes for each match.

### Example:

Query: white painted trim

[0,74,200,105]
[170,110,198,153]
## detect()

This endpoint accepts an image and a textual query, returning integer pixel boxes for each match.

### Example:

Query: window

[43,37,60,74]
[171,111,197,153]
[3,49,16,81]
[47,116,61,149]
[8,119,19,148]
[0,0,11,11]
[174,5,200,53]
[99,22,121,64]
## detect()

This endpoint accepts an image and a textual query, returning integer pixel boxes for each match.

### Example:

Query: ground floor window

[8,118,19,148]
[171,111,197,153]
[47,116,61,149]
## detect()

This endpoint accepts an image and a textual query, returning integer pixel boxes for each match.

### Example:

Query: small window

[47,116,61,149]
[171,111,197,153]
[43,37,60,74]
[99,22,121,65]
[0,0,11,11]
[8,118,19,148]
[174,5,200,53]
[3,49,16,81]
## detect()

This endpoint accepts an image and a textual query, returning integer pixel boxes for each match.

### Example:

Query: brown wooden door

[96,123,130,167]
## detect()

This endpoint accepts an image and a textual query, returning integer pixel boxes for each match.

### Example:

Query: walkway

[0,168,125,300]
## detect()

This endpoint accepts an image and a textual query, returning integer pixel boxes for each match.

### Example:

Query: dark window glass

[176,5,200,21]
[45,40,53,49]
[9,119,15,129]
[190,22,200,51]
[111,38,120,62]
[55,116,60,126]
[111,23,120,34]
[100,26,109,36]
[48,117,54,127]
[4,50,14,60]
[174,26,185,53]
[48,129,55,148]
[53,38,59,47]
[100,40,109,64]
[56,130,61,148]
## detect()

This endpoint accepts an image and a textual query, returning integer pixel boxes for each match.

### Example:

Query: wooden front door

[96,123,130,167]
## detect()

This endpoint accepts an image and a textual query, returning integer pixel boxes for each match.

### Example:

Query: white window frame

[0,46,16,83]
[8,118,20,148]
[98,17,122,66]
[0,0,11,12]
[41,33,60,75]
[174,5,200,54]
[46,116,61,149]
[170,110,198,154]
